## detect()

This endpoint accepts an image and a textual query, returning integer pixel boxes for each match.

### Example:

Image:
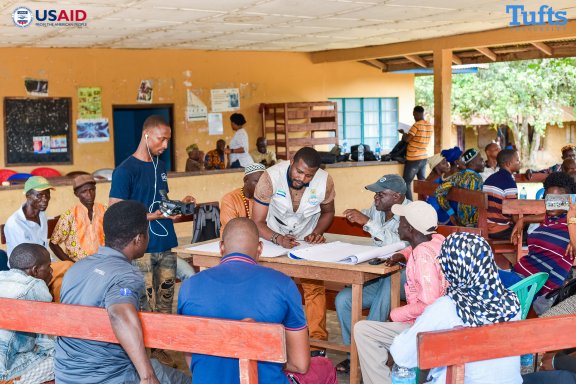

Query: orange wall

[0,48,414,173]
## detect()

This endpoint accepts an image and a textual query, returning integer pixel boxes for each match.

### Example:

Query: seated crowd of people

[3,124,576,383]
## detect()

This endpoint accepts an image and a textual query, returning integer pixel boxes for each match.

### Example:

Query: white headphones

[144,131,168,238]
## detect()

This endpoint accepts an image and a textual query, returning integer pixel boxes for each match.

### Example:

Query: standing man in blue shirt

[109,115,195,366]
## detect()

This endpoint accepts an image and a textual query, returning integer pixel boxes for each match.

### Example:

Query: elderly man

[185,143,204,172]
[178,218,337,383]
[220,163,266,235]
[205,139,227,170]
[0,243,54,383]
[55,201,191,384]
[50,175,106,262]
[334,174,410,372]
[252,147,336,354]
[250,137,277,167]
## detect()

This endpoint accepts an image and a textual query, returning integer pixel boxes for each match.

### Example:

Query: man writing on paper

[252,147,336,355]
[334,174,410,372]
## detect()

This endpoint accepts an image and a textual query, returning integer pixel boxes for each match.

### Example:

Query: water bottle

[342,141,348,155]
[391,364,416,384]
[375,142,381,161]
[358,144,365,162]
[520,353,535,374]
[519,187,527,199]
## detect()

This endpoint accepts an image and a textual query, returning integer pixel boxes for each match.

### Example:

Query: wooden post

[433,49,453,153]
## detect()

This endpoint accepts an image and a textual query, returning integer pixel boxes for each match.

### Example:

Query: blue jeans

[402,159,427,201]
[335,269,406,346]
[498,269,523,288]
[523,371,576,384]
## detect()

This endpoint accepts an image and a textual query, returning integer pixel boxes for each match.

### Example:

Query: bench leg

[350,283,362,384]
[239,359,258,384]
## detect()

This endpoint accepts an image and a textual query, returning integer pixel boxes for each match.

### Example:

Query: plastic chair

[509,272,548,319]
[92,168,113,181]
[7,173,33,184]
[31,167,61,178]
[535,188,545,200]
[0,169,17,183]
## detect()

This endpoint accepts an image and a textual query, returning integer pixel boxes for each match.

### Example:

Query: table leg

[390,270,401,309]
[349,283,362,384]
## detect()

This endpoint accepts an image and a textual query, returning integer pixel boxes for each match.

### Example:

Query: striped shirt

[483,169,518,234]
[435,169,484,226]
[513,213,572,294]
[406,119,433,161]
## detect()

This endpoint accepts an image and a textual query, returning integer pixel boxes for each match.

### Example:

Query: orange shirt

[406,119,433,161]
[220,188,253,236]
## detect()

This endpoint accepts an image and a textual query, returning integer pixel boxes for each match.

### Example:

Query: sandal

[336,358,350,373]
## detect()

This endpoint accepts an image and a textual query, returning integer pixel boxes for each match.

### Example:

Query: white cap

[391,201,438,235]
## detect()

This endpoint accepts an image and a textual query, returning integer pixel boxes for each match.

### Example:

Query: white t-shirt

[229,128,253,167]
[390,296,522,384]
[5,207,49,265]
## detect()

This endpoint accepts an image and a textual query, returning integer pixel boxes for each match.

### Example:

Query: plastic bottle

[375,142,381,160]
[358,144,365,162]
[391,364,416,384]
[342,141,348,155]
[520,353,535,374]
[519,187,527,199]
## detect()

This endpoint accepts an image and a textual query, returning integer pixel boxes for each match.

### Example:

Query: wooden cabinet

[260,101,338,160]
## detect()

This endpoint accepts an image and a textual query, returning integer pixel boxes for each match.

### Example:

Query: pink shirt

[390,234,447,324]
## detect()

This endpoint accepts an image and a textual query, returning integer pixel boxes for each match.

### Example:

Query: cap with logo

[391,200,438,235]
[462,148,480,164]
[23,176,55,194]
[365,174,407,194]
[73,174,96,190]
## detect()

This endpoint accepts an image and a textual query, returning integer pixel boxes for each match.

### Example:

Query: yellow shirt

[250,149,277,165]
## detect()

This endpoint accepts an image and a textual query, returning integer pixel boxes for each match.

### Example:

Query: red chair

[0,169,16,183]
[31,167,62,178]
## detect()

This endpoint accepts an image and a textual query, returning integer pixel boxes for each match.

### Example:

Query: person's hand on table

[279,235,300,249]
[525,169,533,180]
[539,352,555,371]
[511,221,523,246]
[384,253,406,267]
[304,232,325,244]
[343,209,369,226]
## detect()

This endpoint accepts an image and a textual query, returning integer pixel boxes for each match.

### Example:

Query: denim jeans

[402,159,427,201]
[335,269,406,346]
[123,358,191,384]
[522,370,576,384]
[133,251,177,313]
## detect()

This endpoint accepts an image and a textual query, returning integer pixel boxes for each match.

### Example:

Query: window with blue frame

[329,97,399,152]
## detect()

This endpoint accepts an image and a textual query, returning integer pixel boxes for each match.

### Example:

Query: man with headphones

[109,115,195,367]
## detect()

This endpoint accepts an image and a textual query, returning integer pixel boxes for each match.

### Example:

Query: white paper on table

[288,241,406,264]
[187,238,312,258]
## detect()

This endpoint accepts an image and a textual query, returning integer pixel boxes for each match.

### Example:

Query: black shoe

[310,350,326,357]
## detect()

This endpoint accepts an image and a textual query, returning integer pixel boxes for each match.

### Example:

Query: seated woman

[386,232,522,384]
[426,153,452,225]
[499,172,576,298]
[440,146,464,178]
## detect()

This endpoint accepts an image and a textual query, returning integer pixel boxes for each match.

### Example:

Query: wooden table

[174,233,402,384]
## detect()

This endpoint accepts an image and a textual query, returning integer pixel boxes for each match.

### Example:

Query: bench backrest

[413,180,488,236]
[417,314,576,384]
[0,297,286,384]
[502,199,546,261]
[325,216,370,237]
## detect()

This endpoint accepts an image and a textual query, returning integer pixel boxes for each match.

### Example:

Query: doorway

[112,105,175,171]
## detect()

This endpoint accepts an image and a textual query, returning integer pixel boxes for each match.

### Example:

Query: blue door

[112,106,174,170]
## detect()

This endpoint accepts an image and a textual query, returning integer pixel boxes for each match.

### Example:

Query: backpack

[192,204,221,243]
[381,140,407,163]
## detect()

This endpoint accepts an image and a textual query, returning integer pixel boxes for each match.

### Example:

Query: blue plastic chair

[7,173,33,184]
[509,272,548,319]
[535,188,545,200]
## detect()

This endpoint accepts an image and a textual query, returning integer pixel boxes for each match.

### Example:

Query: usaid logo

[12,7,33,27]
[506,4,568,26]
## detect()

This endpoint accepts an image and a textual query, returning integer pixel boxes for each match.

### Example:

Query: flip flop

[336,358,350,373]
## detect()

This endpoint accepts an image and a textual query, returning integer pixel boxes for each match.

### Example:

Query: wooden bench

[418,314,575,384]
[0,297,286,384]
[502,199,545,262]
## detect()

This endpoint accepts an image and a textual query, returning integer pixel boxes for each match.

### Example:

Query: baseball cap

[365,174,407,194]
[23,176,54,194]
[391,201,438,235]
[72,174,96,190]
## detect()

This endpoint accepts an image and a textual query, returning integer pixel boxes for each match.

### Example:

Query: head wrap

[440,147,463,163]
[438,232,520,327]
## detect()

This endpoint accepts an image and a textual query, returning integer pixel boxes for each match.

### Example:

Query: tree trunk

[530,130,542,168]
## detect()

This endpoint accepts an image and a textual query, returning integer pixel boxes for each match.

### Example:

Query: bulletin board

[4,97,72,165]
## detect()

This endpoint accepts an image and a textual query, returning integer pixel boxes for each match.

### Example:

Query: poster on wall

[211,88,239,112]
[25,79,49,96]
[77,118,110,143]
[78,87,102,118]
[208,113,223,135]
[186,90,208,121]
[32,135,67,153]
[137,80,153,103]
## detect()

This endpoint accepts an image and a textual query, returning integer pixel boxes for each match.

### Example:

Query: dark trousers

[0,250,8,271]
[402,159,427,201]
[523,370,576,384]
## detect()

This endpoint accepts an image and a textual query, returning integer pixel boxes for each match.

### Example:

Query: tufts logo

[506,4,567,26]
[12,7,33,27]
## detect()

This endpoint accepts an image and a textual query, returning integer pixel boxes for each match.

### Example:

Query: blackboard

[4,97,72,165]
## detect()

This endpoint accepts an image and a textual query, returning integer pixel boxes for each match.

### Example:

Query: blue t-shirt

[177,253,307,384]
[55,247,145,384]
[109,156,177,253]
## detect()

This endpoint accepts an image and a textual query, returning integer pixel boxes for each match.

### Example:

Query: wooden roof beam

[476,47,497,61]
[405,54,427,68]
[531,41,553,56]
[366,59,386,71]
[452,54,462,65]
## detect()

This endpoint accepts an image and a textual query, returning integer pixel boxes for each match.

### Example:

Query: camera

[159,190,195,217]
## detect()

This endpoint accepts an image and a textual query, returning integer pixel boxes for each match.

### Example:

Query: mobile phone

[369,258,385,265]
[545,194,576,211]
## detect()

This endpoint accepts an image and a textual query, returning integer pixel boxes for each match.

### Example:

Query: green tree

[415,58,576,168]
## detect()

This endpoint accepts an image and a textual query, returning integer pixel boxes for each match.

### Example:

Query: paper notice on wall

[137,80,153,103]
[78,87,102,119]
[32,135,67,153]
[208,113,223,136]
[25,79,48,96]
[77,118,110,143]
[186,90,208,121]
[211,88,240,112]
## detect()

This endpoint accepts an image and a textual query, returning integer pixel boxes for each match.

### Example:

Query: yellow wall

[0,48,414,173]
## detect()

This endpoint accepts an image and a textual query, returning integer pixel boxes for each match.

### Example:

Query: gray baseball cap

[365,174,407,194]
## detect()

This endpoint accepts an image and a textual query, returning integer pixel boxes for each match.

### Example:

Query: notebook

[288,241,406,265]
[187,238,312,258]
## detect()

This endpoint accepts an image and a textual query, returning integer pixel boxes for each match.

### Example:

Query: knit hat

[428,153,445,171]
[244,163,266,176]
[462,148,480,164]
[440,147,463,163]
